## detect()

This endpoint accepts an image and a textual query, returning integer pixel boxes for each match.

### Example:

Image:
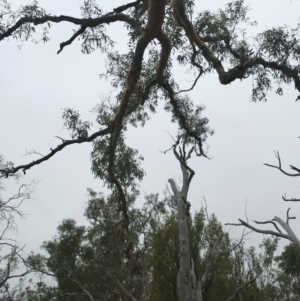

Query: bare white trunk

[273,216,300,246]
[168,178,193,301]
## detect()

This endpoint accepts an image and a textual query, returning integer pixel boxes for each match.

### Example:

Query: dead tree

[228,147,300,247]
[168,136,255,301]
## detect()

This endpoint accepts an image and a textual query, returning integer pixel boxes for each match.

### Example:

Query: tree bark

[168,178,193,301]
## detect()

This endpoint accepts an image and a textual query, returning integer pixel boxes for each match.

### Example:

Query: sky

[1,0,300,260]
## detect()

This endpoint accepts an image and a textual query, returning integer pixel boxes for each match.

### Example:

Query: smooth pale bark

[168,178,193,301]
[170,162,256,301]
[236,216,300,247]
[273,216,300,246]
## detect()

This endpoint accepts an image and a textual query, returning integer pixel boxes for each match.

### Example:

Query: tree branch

[282,194,300,202]
[237,219,294,242]
[107,0,166,256]
[254,220,282,233]
[108,0,143,15]
[264,151,300,177]
[200,235,224,286]
[172,8,300,90]
[0,127,112,178]
[115,279,137,301]
[226,277,256,301]
[159,81,207,157]
[57,25,86,54]
[0,13,143,52]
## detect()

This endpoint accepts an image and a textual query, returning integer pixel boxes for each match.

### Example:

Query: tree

[229,147,300,247]
[1,0,300,179]
[227,138,300,301]
[1,0,300,300]
[275,243,300,300]
[26,189,167,301]
[25,140,263,301]
[0,156,35,300]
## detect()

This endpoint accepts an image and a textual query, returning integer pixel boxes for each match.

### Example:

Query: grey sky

[1,0,300,257]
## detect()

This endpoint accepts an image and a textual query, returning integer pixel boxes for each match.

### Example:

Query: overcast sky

[1,0,300,257]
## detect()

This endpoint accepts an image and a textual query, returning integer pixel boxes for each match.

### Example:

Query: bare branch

[108,0,143,15]
[264,151,300,177]
[282,194,300,202]
[226,278,256,301]
[286,207,296,225]
[23,149,44,158]
[57,25,86,54]
[172,136,195,194]
[199,194,209,220]
[72,278,96,301]
[290,164,300,173]
[272,216,300,245]
[254,220,282,233]
[200,235,224,286]
[225,222,243,226]
[115,279,138,301]
[237,219,292,241]
[175,69,203,95]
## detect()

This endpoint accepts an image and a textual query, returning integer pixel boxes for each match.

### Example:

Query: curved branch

[286,207,296,225]
[172,8,225,78]
[172,136,195,197]
[57,25,86,54]
[282,194,300,202]
[0,269,33,288]
[272,216,299,245]
[159,81,207,157]
[71,277,96,301]
[175,69,202,95]
[230,215,300,246]
[115,279,138,301]
[226,278,256,301]
[264,151,300,177]
[0,13,143,50]
[172,8,300,89]
[254,220,282,233]
[0,126,112,178]
[137,29,172,108]
[107,0,166,235]
[238,219,292,241]
[108,0,143,15]
[200,235,224,286]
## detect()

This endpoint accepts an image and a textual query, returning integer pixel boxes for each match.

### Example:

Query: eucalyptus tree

[26,189,167,301]
[1,0,300,300]
[26,142,281,301]
[1,0,300,193]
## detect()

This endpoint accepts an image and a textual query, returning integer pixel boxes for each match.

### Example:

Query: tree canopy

[1,0,300,300]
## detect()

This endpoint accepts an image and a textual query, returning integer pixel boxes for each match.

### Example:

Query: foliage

[1,0,300,300]
[27,194,298,301]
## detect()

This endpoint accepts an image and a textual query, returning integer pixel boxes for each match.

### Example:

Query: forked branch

[172,7,300,90]
[227,214,300,246]
[107,0,166,237]
[0,13,143,53]
[264,151,300,177]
